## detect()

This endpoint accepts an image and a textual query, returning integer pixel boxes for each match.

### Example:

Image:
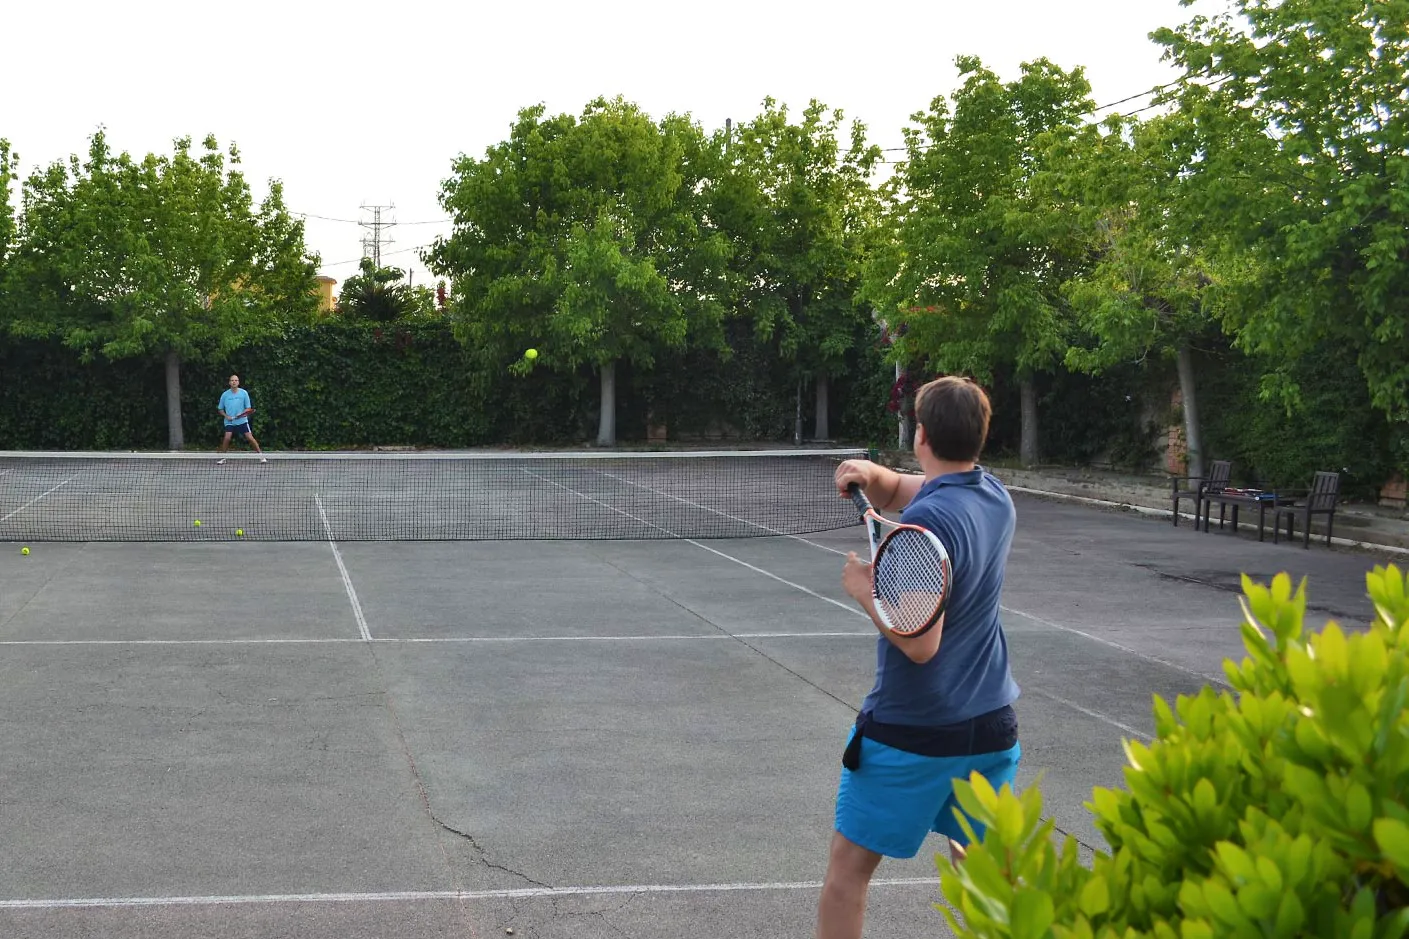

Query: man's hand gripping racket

[846,483,952,638]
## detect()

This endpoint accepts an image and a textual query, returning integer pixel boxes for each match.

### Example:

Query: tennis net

[0,448,870,542]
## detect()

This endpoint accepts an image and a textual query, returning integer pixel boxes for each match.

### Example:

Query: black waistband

[842,705,1017,771]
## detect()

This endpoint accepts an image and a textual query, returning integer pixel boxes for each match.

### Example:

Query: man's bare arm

[834,460,924,512]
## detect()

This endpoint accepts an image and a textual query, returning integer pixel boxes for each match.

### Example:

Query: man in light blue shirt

[216,374,267,464]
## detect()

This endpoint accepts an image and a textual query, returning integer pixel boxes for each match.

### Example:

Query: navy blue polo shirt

[859,467,1020,726]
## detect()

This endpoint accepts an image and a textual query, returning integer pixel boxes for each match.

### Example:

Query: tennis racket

[847,483,952,637]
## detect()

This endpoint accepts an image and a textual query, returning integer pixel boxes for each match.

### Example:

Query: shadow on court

[0,493,1392,938]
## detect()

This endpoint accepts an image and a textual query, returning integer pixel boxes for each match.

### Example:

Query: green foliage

[7,130,320,360]
[0,320,893,450]
[982,365,1165,471]
[1153,0,1409,422]
[713,98,882,381]
[1055,112,1212,377]
[938,564,1409,939]
[335,258,434,322]
[0,139,16,261]
[0,337,168,448]
[1193,339,1398,499]
[426,97,731,374]
[867,55,1094,383]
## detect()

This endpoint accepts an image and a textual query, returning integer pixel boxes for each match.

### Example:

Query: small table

[1201,489,1291,542]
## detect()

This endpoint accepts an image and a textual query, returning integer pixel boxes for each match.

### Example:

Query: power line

[297,210,451,226]
[875,69,1212,153]
[321,242,434,268]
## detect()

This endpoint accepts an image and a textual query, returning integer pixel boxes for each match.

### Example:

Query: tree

[426,97,730,445]
[0,140,16,260]
[1152,0,1409,426]
[8,131,319,448]
[0,140,17,319]
[1054,112,1217,478]
[335,257,431,321]
[713,99,882,440]
[864,57,1095,466]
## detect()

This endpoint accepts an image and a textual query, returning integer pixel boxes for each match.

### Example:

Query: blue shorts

[834,727,1022,859]
[224,421,253,439]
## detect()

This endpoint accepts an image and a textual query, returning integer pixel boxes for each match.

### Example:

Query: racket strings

[874,531,950,634]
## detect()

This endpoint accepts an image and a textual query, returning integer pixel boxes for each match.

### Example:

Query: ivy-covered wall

[2,323,1400,502]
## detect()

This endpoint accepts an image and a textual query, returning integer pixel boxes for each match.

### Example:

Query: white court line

[763,524,1227,687]
[524,470,1152,739]
[315,493,371,642]
[521,470,862,618]
[0,632,872,647]
[596,469,864,553]
[375,631,872,643]
[0,475,77,523]
[997,605,1227,687]
[1028,688,1152,741]
[0,877,939,910]
[0,638,361,646]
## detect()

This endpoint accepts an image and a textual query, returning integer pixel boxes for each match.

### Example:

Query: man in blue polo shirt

[818,375,1020,939]
[216,374,267,464]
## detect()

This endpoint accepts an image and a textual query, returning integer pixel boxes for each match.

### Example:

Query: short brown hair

[914,375,991,462]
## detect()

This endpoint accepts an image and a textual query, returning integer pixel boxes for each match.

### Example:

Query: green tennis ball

[193,519,201,527]
[21,546,29,556]
[525,348,538,360]
[236,528,244,537]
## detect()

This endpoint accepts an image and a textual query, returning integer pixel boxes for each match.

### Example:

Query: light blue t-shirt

[859,467,1021,726]
[219,388,251,427]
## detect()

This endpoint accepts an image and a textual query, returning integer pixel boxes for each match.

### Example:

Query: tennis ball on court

[21,547,29,556]
[193,519,201,527]
[236,528,244,537]
[525,348,538,360]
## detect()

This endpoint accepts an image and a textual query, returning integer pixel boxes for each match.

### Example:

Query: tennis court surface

[0,449,1392,938]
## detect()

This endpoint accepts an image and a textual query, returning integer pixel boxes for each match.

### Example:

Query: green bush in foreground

[940,565,1409,939]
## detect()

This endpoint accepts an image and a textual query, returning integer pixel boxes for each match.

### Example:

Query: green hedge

[1194,339,1400,501]
[0,320,896,451]
[0,339,169,449]
[5,322,1399,496]
[938,566,1409,939]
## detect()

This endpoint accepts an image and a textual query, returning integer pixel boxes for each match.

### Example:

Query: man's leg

[217,429,233,462]
[817,831,883,939]
[243,430,266,460]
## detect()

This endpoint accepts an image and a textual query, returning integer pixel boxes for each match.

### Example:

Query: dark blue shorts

[224,422,253,439]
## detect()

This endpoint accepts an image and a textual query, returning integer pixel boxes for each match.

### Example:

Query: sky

[3,0,1224,296]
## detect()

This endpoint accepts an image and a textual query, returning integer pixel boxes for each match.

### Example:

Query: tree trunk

[165,349,184,451]
[596,360,616,447]
[794,380,803,445]
[813,373,829,441]
[1019,377,1039,467]
[896,363,911,449]
[1176,341,1204,481]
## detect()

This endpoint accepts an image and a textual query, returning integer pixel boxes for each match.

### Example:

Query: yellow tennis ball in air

[525,348,538,360]
[236,528,244,537]
[193,519,201,527]
[21,546,29,556]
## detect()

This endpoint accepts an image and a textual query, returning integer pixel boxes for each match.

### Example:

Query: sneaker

[259,458,268,464]
[216,458,227,465]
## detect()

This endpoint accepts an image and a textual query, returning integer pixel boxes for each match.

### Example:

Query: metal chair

[1273,471,1341,549]
[1170,460,1231,527]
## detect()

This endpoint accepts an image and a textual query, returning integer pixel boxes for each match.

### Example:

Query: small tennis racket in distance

[847,482,952,637]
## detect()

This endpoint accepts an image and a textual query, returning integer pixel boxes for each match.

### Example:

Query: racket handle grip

[847,482,871,514]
